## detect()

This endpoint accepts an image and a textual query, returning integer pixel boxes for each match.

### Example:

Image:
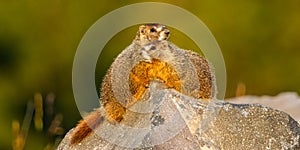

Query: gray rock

[57,89,300,150]
[227,92,300,122]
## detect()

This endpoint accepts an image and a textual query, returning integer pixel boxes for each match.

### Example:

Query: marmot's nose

[165,30,170,35]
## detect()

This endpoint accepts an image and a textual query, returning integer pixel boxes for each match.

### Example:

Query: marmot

[70,23,215,145]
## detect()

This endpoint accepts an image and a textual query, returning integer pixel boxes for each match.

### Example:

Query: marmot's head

[135,23,170,45]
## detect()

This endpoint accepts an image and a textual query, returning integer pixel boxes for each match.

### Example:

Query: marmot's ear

[138,25,146,34]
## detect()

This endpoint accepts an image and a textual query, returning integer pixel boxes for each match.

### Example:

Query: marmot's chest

[129,58,181,102]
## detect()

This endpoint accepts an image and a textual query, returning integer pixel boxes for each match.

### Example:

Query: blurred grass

[0,0,299,149]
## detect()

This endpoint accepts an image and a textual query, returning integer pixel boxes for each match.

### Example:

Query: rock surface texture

[227,92,300,122]
[57,90,300,150]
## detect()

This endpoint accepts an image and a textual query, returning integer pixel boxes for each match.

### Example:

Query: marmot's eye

[150,45,156,50]
[150,28,156,32]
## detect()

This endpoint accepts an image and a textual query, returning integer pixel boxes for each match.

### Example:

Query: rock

[227,92,300,122]
[57,90,300,150]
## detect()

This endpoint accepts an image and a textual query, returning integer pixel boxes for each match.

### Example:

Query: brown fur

[184,50,215,99]
[70,110,103,145]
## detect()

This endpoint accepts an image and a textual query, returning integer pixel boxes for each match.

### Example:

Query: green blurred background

[1,0,299,149]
